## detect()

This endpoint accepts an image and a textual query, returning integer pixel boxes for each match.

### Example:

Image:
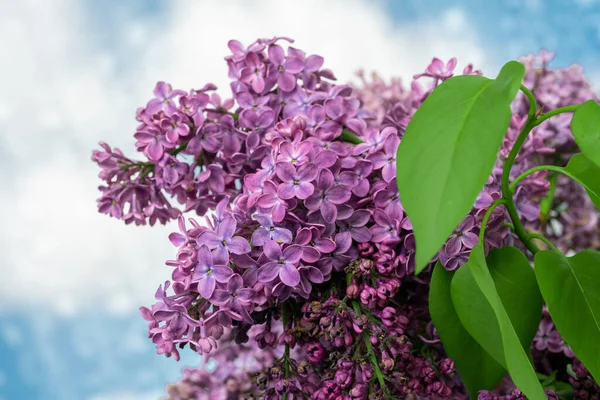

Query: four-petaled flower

[192,246,234,298]
[197,215,251,261]
[146,82,187,116]
[305,169,351,223]
[211,274,254,323]
[276,162,318,200]
[258,240,303,287]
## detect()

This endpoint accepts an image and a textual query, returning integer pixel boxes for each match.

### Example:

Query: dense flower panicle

[93,37,599,398]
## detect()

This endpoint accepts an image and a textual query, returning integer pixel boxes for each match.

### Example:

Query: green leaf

[564,152,600,210]
[534,250,600,382]
[429,262,506,399]
[396,61,525,273]
[451,245,546,399]
[571,99,600,168]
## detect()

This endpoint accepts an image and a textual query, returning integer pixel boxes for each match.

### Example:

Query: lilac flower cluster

[92,38,599,398]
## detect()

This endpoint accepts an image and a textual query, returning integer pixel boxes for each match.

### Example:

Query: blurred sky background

[1,0,600,399]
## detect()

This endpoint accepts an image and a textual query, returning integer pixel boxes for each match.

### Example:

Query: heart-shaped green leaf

[534,250,600,382]
[429,262,506,399]
[571,99,600,168]
[396,61,525,273]
[451,245,545,399]
[564,152,600,210]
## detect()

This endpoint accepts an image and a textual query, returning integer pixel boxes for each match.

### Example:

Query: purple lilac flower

[257,240,303,287]
[192,246,234,298]
[197,215,250,261]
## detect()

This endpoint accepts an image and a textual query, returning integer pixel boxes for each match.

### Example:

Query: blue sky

[1,0,599,399]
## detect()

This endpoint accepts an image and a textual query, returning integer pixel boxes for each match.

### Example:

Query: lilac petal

[258,262,280,283]
[212,266,234,283]
[461,232,479,249]
[370,226,391,243]
[278,72,296,92]
[304,195,322,211]
[198,231,222,249]
[218,215,237,240]
[198,276,216,298]
[275,162,296,182]
[297,163,318,181]
[283,245,303,264]
[314,238,336,253]
[321,201,337,224]
[372,210,392,227]
[197,246,213,266]
[210,289,230,306]
[305,266,324,283]
[272,228,293,244]
[382,164,396,182]
[349,210,371,226]
[284,57,305,74]
[353,180,370,197]
[327,185,351,204]
[351,226,372,243]
[169,232,186,247]
[314,150,337,168]
[277,183,297,200]
[305,54,324,71]
[301,247,321,263]
[147,141,164,161]
[227,237,251,254]
[251,228,271,246]
[317,169,335,190]
[280,263,301,287]
[295,228,312,245]
[146,98,163,115]
[235,288,254,302]
[296,182,315,199]
[272,204,286,222]
[263,240,282,260]
[154,82,170,98]
[268,45,285,65]
[444,236,462,257]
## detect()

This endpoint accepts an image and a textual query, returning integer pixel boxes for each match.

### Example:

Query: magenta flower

[192,246,234,298]
[275,162,318,200]
[295,227,336,263]
[413,57,457,81]
[146,82,186,116]
[367,134,399,183]
[277,140,312,166]
[211,274,254,323]
[267,45,304,92]
[305,169,351,224]
[336,209,372,243]
[134,127,175,161]
[443,215,479,256]
[197,215,251,261]
[240,52,266,93]
[370,209,402,244]
[257,241,303,287]
[160,114,191,143]
[251,214,293,246]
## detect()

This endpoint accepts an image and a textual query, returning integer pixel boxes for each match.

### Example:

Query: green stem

[282,303,290,400]
[509,165,571,192]
[478,199,507,243]
[520,85,537,120]
[533,104,581,127]
[528,233,560,253]
[339,129,364,144]
[502,88,540,255]
[346,274,391,399]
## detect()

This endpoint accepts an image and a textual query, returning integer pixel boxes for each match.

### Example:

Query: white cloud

[0,0,487,314]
